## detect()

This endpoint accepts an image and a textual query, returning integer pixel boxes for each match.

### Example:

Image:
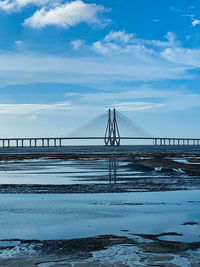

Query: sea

[0,144,200,154]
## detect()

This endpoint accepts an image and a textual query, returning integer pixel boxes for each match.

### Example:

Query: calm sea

[0,145,200,154]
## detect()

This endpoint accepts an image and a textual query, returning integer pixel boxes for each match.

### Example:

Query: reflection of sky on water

[0,157,183,185]
[0,191,200,242]
[0,158,139,184]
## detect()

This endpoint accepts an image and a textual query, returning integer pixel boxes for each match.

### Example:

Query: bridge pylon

[104,108,120,146]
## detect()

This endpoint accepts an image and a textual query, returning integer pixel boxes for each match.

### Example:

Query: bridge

[0,108,200,147]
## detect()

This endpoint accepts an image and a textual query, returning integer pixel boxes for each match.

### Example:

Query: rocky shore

[1,233,200,266]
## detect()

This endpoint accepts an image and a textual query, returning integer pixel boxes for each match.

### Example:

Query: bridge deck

[0,136,199,147]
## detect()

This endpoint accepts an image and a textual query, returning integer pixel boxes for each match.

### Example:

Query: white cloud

[0,31,196,88]
[1,87,200,117]
[0,51,189,88]
[24,0,107,29]
[192,19,200,27]
[14,40,24,50]
[92,31,178,56]
[14,40,23,46]
[186,35,191,40]
[65,88,200,113]
[71,39,84,50]
[182,14,194,19]
[0,101,72,114]
[165,32,176,43]
[161,47,200,67]
[65,88,173,104]
[112,102,165,111]
[0,0,52,12]
[143,32,178,48]
[182,14,200,27]
[29,114,37,120]
[104,30,134,43]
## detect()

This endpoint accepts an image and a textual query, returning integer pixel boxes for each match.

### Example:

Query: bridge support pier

[104,108,120,146]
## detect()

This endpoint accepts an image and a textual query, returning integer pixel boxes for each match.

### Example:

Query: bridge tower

[104,108,120,146]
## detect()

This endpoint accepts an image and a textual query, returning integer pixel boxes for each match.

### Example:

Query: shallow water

[0,157,179,185]
[1,149,197,186]
[0,158,133,184]
[0,191,200,242]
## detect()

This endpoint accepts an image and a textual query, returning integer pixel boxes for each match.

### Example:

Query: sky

[1,0,200,139]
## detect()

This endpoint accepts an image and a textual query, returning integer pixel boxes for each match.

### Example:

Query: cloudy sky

[0,0,200,138]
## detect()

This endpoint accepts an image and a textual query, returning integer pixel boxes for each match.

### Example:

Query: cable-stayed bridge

[0,108,200,148]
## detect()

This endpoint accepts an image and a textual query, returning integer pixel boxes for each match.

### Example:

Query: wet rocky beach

[0,146,200,266]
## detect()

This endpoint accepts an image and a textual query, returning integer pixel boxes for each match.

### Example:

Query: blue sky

[0,0,200,138]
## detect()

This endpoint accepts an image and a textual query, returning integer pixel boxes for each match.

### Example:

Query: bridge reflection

[107,157,119,184]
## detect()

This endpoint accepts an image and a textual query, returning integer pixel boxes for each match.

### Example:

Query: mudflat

[0,149,200,266]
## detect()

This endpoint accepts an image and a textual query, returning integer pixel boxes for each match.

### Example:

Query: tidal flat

[0,146,200,266]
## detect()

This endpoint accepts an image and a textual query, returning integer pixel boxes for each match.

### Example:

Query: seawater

[0,191,200,241]
[0,145,200,154]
